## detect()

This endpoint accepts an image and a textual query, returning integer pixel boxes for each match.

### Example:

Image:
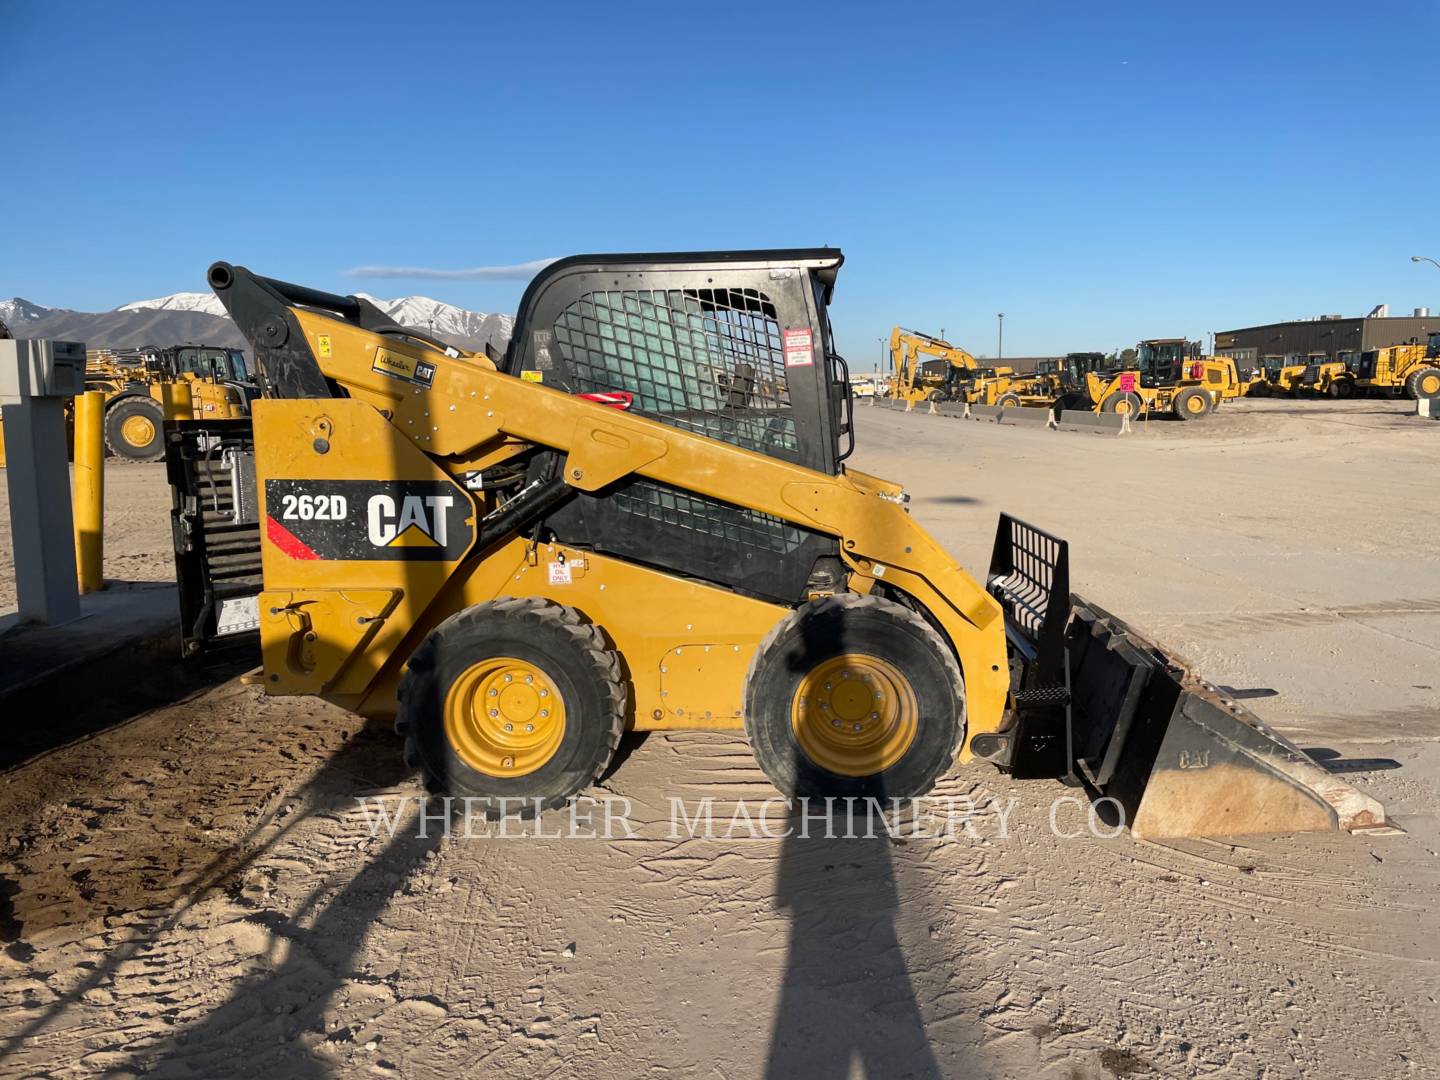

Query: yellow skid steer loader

[165,250,1388,839]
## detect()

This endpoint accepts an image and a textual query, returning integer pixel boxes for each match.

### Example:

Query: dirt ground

[1,398,1437,1079]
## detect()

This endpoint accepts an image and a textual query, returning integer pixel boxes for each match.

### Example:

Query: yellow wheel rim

[1421,374,1440,396]
[443,657,565,777]
[791,654,918,777]
[121,413,156,447]
[1115,398,1134,415]
[1186,394,1205,414]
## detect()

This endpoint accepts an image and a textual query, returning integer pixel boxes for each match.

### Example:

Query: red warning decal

[266,515,320,561]
[783,327,814,368]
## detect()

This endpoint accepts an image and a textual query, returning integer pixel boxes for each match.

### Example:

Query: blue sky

[3,0,1437,362]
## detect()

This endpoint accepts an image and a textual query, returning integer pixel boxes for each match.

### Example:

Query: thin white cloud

[343,258,559,282]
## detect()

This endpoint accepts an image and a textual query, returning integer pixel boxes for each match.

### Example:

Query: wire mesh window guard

[550,287,806,556]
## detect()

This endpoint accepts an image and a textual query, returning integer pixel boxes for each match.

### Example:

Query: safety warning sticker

[783,327,814,368]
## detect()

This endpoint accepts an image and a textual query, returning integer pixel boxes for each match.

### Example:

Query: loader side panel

[249,398,477,699]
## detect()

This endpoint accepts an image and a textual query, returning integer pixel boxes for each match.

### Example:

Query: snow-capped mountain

[116,291,513,353]
[118,292,228,317]
[1,291,513,356]
[354,294,514,349]
[0,297,64,327]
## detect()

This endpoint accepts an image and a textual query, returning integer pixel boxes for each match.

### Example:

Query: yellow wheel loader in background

[0,343,254,466]
[87,345,255,460]
[1354,342,1440,400]
[1081,340,1246,420]
[164,251,1388,839]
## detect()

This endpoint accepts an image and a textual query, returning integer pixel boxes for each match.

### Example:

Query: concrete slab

[0,582,226,768]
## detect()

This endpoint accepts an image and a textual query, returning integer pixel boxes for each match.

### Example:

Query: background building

[1216,310,1436,374]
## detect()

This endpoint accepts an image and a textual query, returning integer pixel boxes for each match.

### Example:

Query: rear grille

[166,420,262,656]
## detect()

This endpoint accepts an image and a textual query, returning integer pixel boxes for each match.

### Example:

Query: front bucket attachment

[979,514,1392,840]
[1065,600,1390,839]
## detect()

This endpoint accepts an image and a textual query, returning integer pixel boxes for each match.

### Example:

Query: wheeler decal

[372,347,436,387]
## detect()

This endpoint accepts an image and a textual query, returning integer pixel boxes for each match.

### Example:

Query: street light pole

[997,313,1005,362]
[1413,255,1440,272]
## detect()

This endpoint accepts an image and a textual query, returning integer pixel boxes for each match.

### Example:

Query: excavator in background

[163,249,1389,841]
[888,326,983,404]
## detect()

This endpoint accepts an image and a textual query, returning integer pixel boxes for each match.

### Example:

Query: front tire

[1408,368,1440,400]
[398,597,626,817]
[996,392,1022,408]
[744,594,965,800]
[1102,391,1143,417]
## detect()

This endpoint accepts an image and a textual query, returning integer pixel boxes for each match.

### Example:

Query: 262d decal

[264,479,473,561]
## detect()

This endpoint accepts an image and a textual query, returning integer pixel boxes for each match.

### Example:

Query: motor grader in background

[165,250,1388,839]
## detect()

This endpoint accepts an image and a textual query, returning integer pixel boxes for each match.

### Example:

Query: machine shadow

[763,606,946,1080]
[144,413,442,1079]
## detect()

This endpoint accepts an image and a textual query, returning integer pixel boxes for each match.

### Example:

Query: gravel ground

[0,398,1436,1079]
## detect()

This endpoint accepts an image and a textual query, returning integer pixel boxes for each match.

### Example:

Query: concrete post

[0,339,87,624]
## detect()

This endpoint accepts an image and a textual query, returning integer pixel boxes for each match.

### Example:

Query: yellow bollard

[72,390,106,594]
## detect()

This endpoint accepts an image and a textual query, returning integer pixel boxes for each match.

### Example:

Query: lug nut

[504,674,513,683]
[504,722,514,732]
[525,724,534,732]
[525,675,533,684]
[488,688,498,697]
[540,709,550,718]
[832,719,842,728]
[502,756,514,768]
[489,708,499,717]
[852,723,862,732]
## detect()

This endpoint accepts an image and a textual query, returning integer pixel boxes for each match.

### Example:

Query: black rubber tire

[996,392,1022,408]
[397,597,626,818]
[1327,378,1354,399]
[1101,391,1143,416]
[1408,367,1440,400]
[1171,386,1211,420]
[103,396,166,461]
[743,593,965,801]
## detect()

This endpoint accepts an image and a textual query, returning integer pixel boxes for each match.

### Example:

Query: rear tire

[103,396,166,462]
[1327,378,1354,399]
[996,392,1022,408]
[744,594,965,800]
[1171,386,1211,420]
[398,597,626,818]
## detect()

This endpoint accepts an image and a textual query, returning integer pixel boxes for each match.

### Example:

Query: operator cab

[503,250,852,604]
